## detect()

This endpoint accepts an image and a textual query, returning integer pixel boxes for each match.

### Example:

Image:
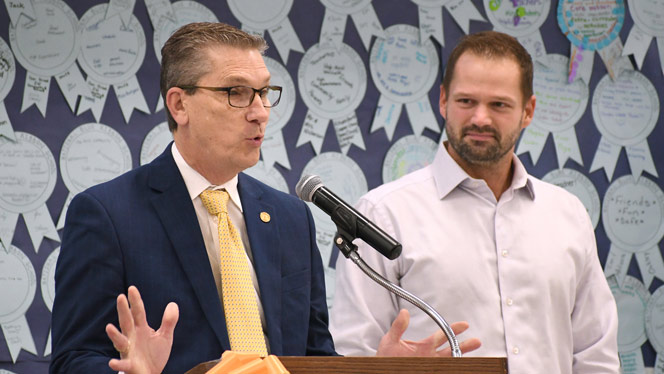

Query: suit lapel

[238,173,283,354]
[147,147,231,349]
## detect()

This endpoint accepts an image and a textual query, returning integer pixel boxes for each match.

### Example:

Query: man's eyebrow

[223,75,271,86]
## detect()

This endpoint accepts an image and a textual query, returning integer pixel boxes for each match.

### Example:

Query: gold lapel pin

[260,212,271,223]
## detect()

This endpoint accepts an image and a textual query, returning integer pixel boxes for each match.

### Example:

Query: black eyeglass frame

[177,85,283,108]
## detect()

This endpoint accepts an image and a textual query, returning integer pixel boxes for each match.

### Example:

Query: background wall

[0,0,663,372]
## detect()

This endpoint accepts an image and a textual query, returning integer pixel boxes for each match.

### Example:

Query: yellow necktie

[200,189,268,355]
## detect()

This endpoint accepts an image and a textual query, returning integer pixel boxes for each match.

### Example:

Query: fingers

[450,321,470,335]
[158,302,180,338]
[437,337,482,356]
[116,293,133,336]
[385,309,410,343]
[106,323,129,355]
[108,358,132,372]
[127,285,148,328]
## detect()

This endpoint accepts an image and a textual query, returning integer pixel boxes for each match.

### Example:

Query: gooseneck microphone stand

[333,231,462,358]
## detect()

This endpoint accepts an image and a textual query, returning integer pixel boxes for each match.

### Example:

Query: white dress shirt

[330,144,619,374]
[171,143,268,342]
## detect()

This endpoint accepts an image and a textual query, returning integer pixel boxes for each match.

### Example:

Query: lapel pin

[260,212,271,223]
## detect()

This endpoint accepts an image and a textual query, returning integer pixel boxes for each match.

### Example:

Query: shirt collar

[171,143,243,212]
[432,142,535,201]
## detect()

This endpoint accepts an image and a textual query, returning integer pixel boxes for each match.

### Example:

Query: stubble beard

[446,120,522,167]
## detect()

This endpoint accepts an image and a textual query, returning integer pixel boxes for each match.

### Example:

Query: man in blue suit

[50,22,336,374]
[50,22,478,374]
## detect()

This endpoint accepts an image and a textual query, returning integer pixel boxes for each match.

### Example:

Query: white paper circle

[228,0,293,30]
[301,152,367,232]
[602,175,664,253]
[656,354,664,374]
[265,56,295,135]
[370,24,439,103]
[627,0,664,37]
[382,135,437,183]
[78,4,146,85]
[320,0,371,15]
[40,247,59,311]
[484,0,550,37]
[8,0,79,76]
[0,37,16,101]
[244,161,289,193]
[646,285,664,354]
[298,43,367,119]
[153,1,218,62]
[140,122,172,166]
[532,54,589,132]
[60,123,132,194]
[0,132,57,214]
[542,168,601,229]
[610,275,650,352]
[557,0,625,51]
[591,71,659,147]
[0,245,37,324]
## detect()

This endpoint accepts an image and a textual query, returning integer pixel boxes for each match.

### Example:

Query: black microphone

[296,175,402,260]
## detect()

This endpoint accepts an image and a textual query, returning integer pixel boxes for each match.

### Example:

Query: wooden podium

[186,356,508,374]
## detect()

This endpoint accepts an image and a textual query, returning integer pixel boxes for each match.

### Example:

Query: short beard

[446,122,521,167]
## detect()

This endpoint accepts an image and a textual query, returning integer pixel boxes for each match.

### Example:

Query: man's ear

[439,84,448,120]
[521,94,536,130]
[166,87,189,128]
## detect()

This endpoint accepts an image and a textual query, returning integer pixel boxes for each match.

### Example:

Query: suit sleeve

[50,191,124,374]
[302,202,338,356]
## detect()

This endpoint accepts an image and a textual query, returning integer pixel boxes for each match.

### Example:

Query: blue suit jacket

[50,147,336,374]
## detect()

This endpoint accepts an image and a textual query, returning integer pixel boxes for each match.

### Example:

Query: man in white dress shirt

[330,31,620,373]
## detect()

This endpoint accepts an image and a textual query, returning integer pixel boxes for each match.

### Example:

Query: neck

[174,140,238,186]
[445,143,514,200]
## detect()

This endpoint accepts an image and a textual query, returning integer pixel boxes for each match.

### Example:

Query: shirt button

[501,250,508,257]
[513,346,520,354]
[506,298,513,306]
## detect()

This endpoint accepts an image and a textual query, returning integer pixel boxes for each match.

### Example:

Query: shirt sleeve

[570,201,620,373]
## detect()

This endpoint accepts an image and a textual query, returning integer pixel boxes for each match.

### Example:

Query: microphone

[296,175,402,260]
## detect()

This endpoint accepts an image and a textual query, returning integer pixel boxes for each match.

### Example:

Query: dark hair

[442,31,533,105]
[160,22,268,131]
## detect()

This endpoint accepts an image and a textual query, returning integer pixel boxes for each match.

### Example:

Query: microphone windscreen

[295,175,323,202]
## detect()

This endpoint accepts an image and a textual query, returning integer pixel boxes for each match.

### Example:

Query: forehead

[449,52,522,97]
[202,45,270,84]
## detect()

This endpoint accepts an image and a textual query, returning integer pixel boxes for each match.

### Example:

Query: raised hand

[105,286,180,374]
[376,309,481,357]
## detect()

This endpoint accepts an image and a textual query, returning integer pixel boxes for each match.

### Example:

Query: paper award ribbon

[146,0,218,112]
[300,152,367,306]
[77,2,149,123]
[0,244,37,363]
[608,275,649,373]
[244,161,289,194]
[382,135,437,183]
[262,56,295,169]
[0,36,16,141]
[542,168,600,229]
[589,70,659,181]
[517,54,588,167]
[297,43,367,155]
[319,0,385,51]
[40,246,58,357]
[8,0,88,116]
[557,0,629,83]
[0,132,58,253]
[646,286,664,361]
[623,0,664,77]
[369,24,440,141]
[228,0,304,64]
[411,0,486,45]
[140,122,172,166]
[602,175,664,288]
[56,123,132,229]
[484,0,550,65]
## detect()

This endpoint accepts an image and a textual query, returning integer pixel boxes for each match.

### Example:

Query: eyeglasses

[178,85,282,108]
